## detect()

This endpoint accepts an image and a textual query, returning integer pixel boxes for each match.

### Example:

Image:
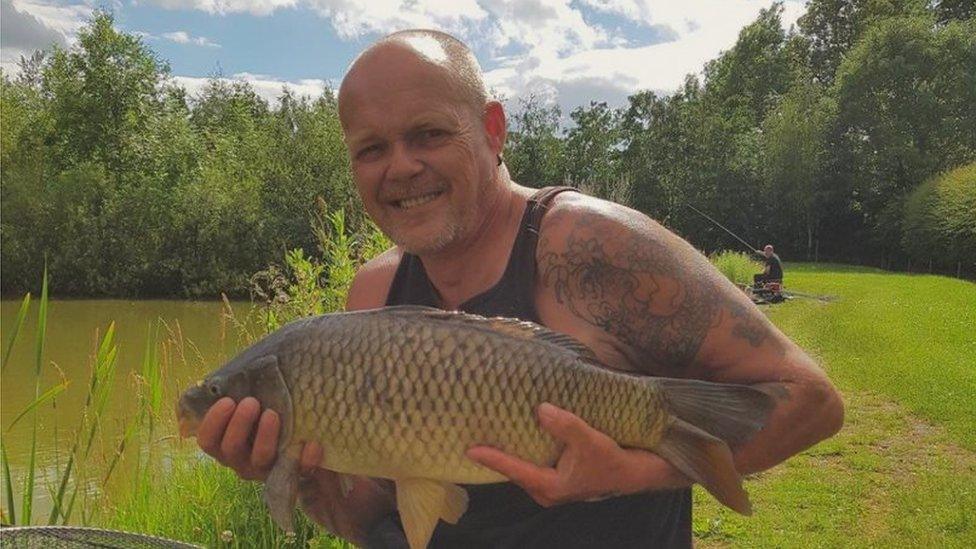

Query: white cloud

[485,0,806,114]
[1,0,67,51]
[161,30,221,47]
[1,0,91,76]
[8,0,91,38]
[172,72,333,105]
[5,0,809,116]
[302,0,489,41]
[148,0,296,16]
[138,0,805,112]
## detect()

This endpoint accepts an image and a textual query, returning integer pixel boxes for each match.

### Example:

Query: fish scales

[178,305,774,544]
[274,310,657,483]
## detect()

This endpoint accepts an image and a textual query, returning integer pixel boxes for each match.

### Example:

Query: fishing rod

[685,204,758,254]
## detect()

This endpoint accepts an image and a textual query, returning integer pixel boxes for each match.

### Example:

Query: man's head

[763,244,774,258]
[338,30,507,256]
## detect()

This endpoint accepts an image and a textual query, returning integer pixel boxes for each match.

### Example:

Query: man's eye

[356,144,383,161]
[418,129,449,143]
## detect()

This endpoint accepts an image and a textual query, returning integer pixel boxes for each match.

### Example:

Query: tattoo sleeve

[540,215,717,373]
[541,213,777,374]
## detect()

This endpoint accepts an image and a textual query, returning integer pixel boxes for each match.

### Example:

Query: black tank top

[371,186,692,549]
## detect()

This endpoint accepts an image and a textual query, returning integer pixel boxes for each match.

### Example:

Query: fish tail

[653,379,774,515]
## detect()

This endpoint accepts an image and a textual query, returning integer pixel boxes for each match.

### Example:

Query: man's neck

[418,181,530,310]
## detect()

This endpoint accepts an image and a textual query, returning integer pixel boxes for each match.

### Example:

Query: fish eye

[208,382,221,396]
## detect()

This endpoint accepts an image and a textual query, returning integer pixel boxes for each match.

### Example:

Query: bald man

[194,30,843,548]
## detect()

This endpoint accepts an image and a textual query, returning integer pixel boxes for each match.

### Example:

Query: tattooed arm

[536,194,843,473]
[468,193,843,505]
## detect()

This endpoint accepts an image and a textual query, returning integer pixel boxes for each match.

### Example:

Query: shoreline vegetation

[2,257,973,546]
[0,213,383,545]
[3,5,975,300]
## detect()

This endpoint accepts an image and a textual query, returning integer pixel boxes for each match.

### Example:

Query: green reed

[710,250,764,287]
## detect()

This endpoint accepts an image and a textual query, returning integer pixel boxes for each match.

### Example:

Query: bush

[902,162,976,274]
[710,250,763,286]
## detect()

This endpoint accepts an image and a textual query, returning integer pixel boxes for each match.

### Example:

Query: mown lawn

[694,264,976,547]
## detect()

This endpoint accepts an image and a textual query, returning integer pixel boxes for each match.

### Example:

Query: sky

[1,0,807,114]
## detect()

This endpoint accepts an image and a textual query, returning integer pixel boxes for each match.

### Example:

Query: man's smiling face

[338,43,496,256]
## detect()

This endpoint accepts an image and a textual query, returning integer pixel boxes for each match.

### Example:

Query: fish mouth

[178,416,201,438]
[176,398,202,438]
[390,190,444,210]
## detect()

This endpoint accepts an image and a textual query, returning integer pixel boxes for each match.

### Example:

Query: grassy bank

[694,263,976,547]
[4,262,973,546]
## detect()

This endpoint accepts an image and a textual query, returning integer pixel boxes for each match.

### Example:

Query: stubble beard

[389,206,469,256]
[384,188,485,256]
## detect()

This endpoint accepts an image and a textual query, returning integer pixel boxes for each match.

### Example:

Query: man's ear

[483,100,507,157]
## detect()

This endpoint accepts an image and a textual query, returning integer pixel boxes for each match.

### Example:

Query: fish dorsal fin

[395,479,469,549]
[379,305,598,361]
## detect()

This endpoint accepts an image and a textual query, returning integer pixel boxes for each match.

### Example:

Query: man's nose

[386,141,424,182]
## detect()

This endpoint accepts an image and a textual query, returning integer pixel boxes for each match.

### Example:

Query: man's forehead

[341,39,449,94]
[339,52,464,128]
[342,101,466,143]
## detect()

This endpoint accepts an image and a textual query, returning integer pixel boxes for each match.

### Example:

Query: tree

[703,4,794,127]
[42,11,169,173]
[504,95,565,187]
[798,0,929,84]
[832,15,976,258]
[762,79,832,259]
[562,101,622,194]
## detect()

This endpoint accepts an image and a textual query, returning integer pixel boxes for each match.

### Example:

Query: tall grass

[1,213,388,539]
[0,270,137,526]
[710,250,763,286]
[101,212,389,544]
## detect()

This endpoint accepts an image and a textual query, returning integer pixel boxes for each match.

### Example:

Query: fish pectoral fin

[656,418,752,515]
[264,453,300,532]
[395,479,469,549]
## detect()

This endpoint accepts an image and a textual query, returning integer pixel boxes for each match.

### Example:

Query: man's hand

[197,397,279,481]
[466,404,690,507]
[196,398,396,544]
[298,443,397,545]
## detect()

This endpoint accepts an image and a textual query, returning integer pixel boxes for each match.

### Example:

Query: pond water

[0,298,259,521]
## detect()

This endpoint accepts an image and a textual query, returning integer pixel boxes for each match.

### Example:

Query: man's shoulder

[538,190,668,253]
[542,190,643,232]
[346,246,403,311]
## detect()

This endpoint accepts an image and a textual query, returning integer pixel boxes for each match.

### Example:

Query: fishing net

[0,526,202,548]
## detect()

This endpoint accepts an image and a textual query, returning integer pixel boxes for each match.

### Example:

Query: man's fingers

[537,403,594,446]
[219,397,261,467]
[196,397,235,458]
[250,408,280,472]
[467,446,552,491]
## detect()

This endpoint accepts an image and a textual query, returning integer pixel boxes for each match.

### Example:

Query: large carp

[177,306,773,548]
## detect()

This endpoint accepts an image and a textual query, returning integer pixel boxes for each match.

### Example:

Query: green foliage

[797,0,929,84]
[250,204,392,331]
[832,14,976,257]
[0,12,353,298]
[709,251,764,286]
[563,101,621,191]
[504,95,566,187]
[761,78,831,259]
[3,0,976,299]
[106,458,344,548]
[902,163,976,271]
